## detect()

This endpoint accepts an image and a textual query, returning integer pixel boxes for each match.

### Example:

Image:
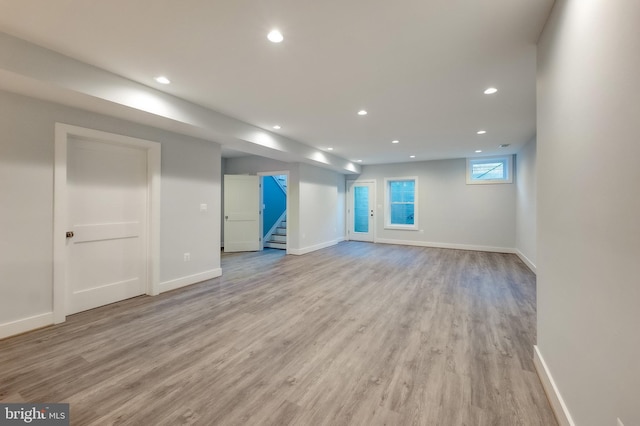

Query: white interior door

[348,181,375,242]
[224,175,260,252]
[66,137,148,314]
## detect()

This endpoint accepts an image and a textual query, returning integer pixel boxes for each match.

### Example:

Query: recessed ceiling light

[155,76,170,84]
[267,30,283,43]
[477,130,487,135]
[357,110,368,116]
[475,150,483,153]
[355,159,363,163]
[484,87,498,95]
[410,155,416,158]
[327,147,334,151]
[273,125,281,130]
[392,140,399,144]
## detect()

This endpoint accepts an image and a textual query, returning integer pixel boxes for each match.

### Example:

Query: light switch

[200,203,208,212]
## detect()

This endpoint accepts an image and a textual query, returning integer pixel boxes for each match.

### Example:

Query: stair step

[270,234,286,243]
[274,228,286,235]
[265,241,286,250]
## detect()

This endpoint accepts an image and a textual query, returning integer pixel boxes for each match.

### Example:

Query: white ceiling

[0,0,554,164]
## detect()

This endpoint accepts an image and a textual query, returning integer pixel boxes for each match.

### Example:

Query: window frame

[384,177,418,230]
[466,155,513,185]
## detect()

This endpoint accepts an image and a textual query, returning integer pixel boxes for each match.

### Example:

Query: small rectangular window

[466,156,513,184]
[385,177,418,229]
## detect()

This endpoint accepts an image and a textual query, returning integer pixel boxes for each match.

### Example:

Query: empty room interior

[0,1,638,425]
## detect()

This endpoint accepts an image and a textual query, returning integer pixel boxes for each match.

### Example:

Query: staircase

[264,174,287,250]
[274,175,287,192]
[265,215,287,250]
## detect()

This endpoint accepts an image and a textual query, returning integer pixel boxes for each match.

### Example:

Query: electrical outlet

[184,253,191,262]
[617,418,624,426]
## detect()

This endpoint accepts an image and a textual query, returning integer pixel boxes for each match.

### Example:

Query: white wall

[537,1,640,425]
[297,163,346,254]
[223,156,346,254]
[0,90,221,337]
[515,137,537,272]
[350,158,516,251]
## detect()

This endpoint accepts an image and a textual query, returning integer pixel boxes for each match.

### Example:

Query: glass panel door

[348,181,375,242]
[354,186,369,233]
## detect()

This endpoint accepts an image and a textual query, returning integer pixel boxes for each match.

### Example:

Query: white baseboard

[289,237,344,255]
[1,269,224,339]
[516,249,537,274]
[159,268,222,293]
[0,312,54,340]
[374,238,515,254]
[534,345,575,426]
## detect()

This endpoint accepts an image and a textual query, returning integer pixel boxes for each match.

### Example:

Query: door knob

[66,231,74,238]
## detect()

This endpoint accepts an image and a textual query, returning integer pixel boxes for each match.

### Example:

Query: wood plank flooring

[0,242,557,425]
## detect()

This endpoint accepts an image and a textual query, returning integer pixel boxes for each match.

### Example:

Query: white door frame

[53,123,161,324]
[257,171,289,254]
[346,179,376,242]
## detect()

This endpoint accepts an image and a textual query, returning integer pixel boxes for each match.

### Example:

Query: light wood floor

[0,242,557,425]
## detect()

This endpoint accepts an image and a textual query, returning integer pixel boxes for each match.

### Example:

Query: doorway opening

[260,173,288,250]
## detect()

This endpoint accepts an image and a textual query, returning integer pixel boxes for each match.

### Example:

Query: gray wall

[537,1,640,424]
[223,156,299,250]
[223,156,346,254]
[0,90,221,329]
[515,137,537,271]
[349,158,516,251]
[298,163,346,253]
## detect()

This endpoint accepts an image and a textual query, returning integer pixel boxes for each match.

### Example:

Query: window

[466,156,513,184]
[385,177,418,230]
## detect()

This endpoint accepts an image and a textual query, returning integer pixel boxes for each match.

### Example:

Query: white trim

[159,268,222,293]
[466,155,514,185]
[148,143,162,296]
[384,177,418,230]
[375,238,514,254]
[53,125,68,324]
[346,179,376,243]
[289,237,344,255]
[53,123,161,323]
[534,345,575,426]
[516,249,537,274]
[0,313,54,340]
